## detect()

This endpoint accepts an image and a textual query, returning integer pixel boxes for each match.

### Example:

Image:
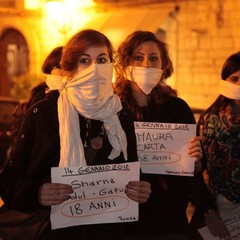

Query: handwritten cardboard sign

[198,213,240,239]
[134,122,196,176]
[50,161,140,230]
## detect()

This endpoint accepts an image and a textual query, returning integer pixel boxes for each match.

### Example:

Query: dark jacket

[0,90,138,240]
[125,96,213,237]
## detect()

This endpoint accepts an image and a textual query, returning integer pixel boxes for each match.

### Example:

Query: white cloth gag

[46,63,128,167]
[220,80,240,100]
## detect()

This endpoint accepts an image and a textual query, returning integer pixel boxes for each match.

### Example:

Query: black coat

[125,96,211,237]
[0,90,138,240]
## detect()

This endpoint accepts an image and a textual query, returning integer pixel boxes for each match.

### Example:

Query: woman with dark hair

[11,46,63,141]
[0,29,150,240]
[114,31,176,119]
[114,31,205,240]
[1,47,63,173]
[197,52,240,239]
[0,46,64,240]
[41,46,63,74]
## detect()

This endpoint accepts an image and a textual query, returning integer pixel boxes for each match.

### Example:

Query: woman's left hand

[125,181,151,203]
[188,136,202,160]
[205,209,230,239]
[188,136,203,173]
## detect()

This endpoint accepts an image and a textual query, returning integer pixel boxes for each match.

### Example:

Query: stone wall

[0,0,239,110]
[168,0,240,109]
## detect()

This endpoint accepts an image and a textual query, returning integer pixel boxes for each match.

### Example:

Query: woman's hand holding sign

[125,181,151,204]
[38,182,73,206]
[188,136,203,173]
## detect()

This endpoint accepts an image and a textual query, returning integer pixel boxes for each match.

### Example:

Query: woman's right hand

[125,181,151,204]
[38,182,73,206]
[205,209,230,239]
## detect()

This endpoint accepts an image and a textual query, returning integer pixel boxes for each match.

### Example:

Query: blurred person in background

[0,46,63,240]
[11,81,48,141]
[11,46,63,142]
[1,47,63,172]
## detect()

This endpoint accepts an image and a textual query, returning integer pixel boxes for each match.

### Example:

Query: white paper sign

[50,162,139,230]
[134,122,196,176]
[198,213,240,239]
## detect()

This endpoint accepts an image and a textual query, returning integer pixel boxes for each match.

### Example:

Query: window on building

[0,0,16,8]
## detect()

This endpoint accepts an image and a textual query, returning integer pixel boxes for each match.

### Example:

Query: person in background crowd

[0,29,151,240]
[114,30,207,240]
[1,47,63,173]
[11,82,48,141]
[197,52,240,239]
[0,46,64,240]
[11,46,63,142]
[41,46,63,75]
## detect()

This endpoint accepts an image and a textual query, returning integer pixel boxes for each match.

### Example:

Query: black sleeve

[189,172,217,236]
[0,99,58,211]
[190,173,216,212]
[119,107,138,163]
[0,106,38,209]
[164,98,217,221]
[156,97,196,124]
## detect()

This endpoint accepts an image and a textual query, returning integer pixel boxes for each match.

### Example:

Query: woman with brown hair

[114,31,205,240]
[0,29,150,240]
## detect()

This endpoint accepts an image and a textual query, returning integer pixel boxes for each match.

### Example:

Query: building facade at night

[0,0,239,110]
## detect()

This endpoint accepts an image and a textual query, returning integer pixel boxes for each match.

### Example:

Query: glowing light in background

[46,0,94,20]
[65,0,94,9]
[24,0,40,9]
[46,0,67,21]
[46,0,94,38]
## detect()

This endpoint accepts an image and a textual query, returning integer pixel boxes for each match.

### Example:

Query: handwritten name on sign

[50,162,140,230]
[134,122,196,176]
[199,213,240,239]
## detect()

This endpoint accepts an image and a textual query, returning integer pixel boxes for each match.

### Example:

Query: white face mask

[220,80,240,100]
[74,63,113,106]
[126,66,163,95]
[46,63,114,111]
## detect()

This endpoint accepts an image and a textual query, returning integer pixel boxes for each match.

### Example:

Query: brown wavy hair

[114,31,176,120]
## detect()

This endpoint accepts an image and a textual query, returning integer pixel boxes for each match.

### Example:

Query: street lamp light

[45,0,95,41]
[46,0,72,39]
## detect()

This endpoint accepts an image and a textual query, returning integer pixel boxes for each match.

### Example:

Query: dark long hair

[198,51,240,127]
[41,46,63,74]
[114,31,176,120]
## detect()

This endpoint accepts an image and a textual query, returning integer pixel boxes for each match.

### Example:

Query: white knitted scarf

[46,63,128,167]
